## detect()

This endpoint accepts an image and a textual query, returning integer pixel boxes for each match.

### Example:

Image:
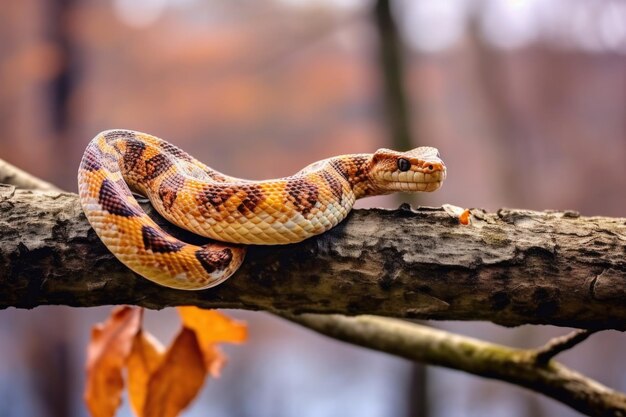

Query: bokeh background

[0,0,625,416]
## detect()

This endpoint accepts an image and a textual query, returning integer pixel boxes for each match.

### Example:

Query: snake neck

[327,154,376,200]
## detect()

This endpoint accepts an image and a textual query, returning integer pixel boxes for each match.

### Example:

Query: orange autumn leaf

[143,328,207,417]
[127,330,165,417]
[442,204,472,225]
[177,307,247,376]
[85,306,143,417]
[85,307,245,417]
[177,307,247,344]
[459,208,471,225]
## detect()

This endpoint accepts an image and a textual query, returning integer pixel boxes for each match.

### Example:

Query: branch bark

[0,186,625,330]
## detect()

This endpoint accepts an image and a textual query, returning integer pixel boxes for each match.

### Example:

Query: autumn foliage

[85,307,247,417]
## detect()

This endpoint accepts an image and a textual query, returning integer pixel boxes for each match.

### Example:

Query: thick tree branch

[1,160,625,415]
[286,314,626,417]
[0,187,625,330]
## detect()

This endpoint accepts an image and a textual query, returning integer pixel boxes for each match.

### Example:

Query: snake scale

[78,130,446,290]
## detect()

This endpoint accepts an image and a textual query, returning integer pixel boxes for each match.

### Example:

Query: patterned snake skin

[78,130,446,290]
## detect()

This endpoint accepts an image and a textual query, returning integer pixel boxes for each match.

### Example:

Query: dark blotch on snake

[236,185,265,215]
[197,185,237,208]
[320,170,344,203]
[144,153,174,181]
[81,145,102,172]
[98,178,141,217]
[158,173,186,210]
[122,139,146,172]
[141,225,185,253]
[195,247,233,273]
[330,159,350,181]
[286,179,319,216]
[348,156,370,186]
[160,140,194,162]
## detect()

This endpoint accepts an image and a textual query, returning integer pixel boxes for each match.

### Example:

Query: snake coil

[78,130,445,289]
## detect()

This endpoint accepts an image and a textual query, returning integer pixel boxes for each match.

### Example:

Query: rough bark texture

[0,185,625,330]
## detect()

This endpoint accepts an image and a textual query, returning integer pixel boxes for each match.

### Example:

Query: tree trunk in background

[465,10,526,205]
[465,9,546,416]
[48,0,74,133]
[32,0,77,416]
[373,1,428,416]
[374,0,413,152]
[48,0,79,188]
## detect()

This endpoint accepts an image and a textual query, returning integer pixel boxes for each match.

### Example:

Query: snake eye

[397,158,411,172]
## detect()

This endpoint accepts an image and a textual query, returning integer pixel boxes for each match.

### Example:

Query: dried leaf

[201,344,228,378]
[143,328,207,417]
[177,307,247,376]
[178,307,247,344]
[442,204,472,225]
[127,330,165,417]
[85,306,143,417]
[459,209,471,225]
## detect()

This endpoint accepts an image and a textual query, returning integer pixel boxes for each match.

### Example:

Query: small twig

[534,329,599,365]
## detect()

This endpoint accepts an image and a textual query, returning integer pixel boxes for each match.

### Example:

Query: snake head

[369,147,446,193]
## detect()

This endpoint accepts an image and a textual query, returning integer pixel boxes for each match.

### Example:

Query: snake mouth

[380,169,446,192]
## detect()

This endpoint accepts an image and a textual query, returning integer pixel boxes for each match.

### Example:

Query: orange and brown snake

[78,130,446,290]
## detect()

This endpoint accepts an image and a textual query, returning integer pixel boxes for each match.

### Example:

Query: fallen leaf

[127,330,165,417]
[177,307,247,376]
[85,306,143,417]
[143,328,207,417]
[442,204,472,225]
[459,208,471,225]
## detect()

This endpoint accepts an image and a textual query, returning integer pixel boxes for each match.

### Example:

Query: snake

[78,129,446,290]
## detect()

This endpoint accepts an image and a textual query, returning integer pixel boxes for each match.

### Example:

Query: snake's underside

[78,130,446,289]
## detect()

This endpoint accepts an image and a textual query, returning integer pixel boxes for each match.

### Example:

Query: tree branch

[2,160,625,415]
[0,159,61,192]
[533,329,598,365]
[0,186,624,330]
[285,314,626,417]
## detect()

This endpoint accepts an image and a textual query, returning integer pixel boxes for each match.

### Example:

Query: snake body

[78,130,446,290]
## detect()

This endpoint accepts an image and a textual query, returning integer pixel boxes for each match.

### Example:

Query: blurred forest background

[0,0,625,416]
